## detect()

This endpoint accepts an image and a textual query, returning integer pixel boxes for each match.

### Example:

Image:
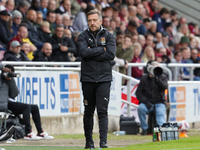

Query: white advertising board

[168,81,200,123]
[14,71,122,117]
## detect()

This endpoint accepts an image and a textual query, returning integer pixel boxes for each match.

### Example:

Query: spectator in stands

[138,34,146,49]
[71,31,80,61]
[190,48,200,80]
[170,10,177,23]
[22,9,43,48]
[132,34,138,43]
[119,4,129,26]
[163,22,173,41]
[55,14,62,27]
[39,0,48,19]
[3,65,54,140]
[178,17,187,29]
[136,61,167,135]
[147,20,157,36]
[125,20,138,35]
[116,34,134,76]
[143,18,151,31]
[33,42,52,61]
[131,42,143,79]
[46,11,56,34]
[147,0,159,18]
[3,41,30,61]
[38,21,51,43]
[36,11,43,28]
[48,0,56,11]
[102,16,110,29]
[171,50,183,81]
[155,32,162,44]
[62,13,74,32]
[152,7,170,32]
[128,5,137,20]
[102,7,113,19]
[21,42,31,56]
[181,47,192,80]
[9,25,37,60]
[55,0,71,15]
[18,1,30,18]
[136,3,143,21]
[0,10,13,49]
[11,10,23,37]
[116,30,125,45]
[64,28,72,38]
[174,23,189,44]
[145,34,154,48]
[5,0,15,14]
[141,46,155,63]
[180,36,190,48]
[190,37,198,49]
[29,0,40,11]
[47,24,76,61]
[73,4,94,32]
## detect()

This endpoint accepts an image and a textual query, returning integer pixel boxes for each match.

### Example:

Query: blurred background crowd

[0,0,199,81]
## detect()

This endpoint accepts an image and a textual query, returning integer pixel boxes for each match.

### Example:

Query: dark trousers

[82,82,111,143]
[8,101,43,134]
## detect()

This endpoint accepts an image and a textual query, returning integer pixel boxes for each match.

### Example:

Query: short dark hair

[180,47,188,52]
[5,65,15,72]
[174,50,181,57]
[87,9,102,20]
[47,10,55,17]
[116,30,125,36]
[143,18,151,24]
[170,10,177,16]
[56,24,64,29]
[18,24,28,31]
[128,20,137,28]
[160,8,170,16]
[124,34,133,41]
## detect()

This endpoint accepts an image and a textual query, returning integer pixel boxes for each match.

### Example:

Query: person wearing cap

[11,10,23,37]
[0,10,13,49]
[180,36,190,48]
[3,41,30,61]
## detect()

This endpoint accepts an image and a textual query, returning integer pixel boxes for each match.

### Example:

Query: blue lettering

[45,78,49,109]
[17,77,25,103]
[39,78,44,109]
[170,87,176,103]
[193,89,198,115]
[50,77,56,109]
[26,77,31,104]
[32,78,38,104]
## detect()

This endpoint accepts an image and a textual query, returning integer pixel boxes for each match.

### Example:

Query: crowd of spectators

[0,0,199,81]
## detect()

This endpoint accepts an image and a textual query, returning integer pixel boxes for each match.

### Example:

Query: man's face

[63,16,70,26]
[13,16,22,25]
[128,25,136,34]
[21,43,30,55]
[28,11,37,22]
[64,29,72,39]
[6,0,15,11]
[18,27,28,39]
[156,33,162,43]
[42,44,52,57]
[48,0,56,11]
[132,35,138,43]
[55,15,62,25]
[10,46,21,54]
[33,0,41,9]
[144,21,150,30]
[88,14,102,32]
[151,0,158,9]
[150,24,157,33]
[55,27,64,38]
[63,0,71,12]
[116,34,124,44]
[20,6,29,14]
[146,35,153,46]
[124,37,132,48]
[47,12,56,23]
[191,49,198,60]
[102,17,110,28]
[36,13,43,24]
[0,15,10,22]
[137,4,143,15]
[41,0,48,8]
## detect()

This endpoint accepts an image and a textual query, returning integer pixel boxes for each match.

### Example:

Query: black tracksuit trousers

[8,101,43,135]
[82,82,111,143]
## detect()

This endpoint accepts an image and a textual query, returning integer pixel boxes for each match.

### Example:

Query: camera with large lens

[4,72,21,78]
[147,65,163,76]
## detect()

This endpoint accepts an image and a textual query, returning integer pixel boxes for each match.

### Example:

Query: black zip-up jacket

[136,74,168,109]
[78,26,116,83]
[47,34,76,61]
[32,49,51,61]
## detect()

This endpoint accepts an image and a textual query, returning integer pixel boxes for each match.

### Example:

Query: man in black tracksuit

[77,9,116,149]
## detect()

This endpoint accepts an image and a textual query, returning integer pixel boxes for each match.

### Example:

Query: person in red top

[131,42,143,79]
[147,0,159,18]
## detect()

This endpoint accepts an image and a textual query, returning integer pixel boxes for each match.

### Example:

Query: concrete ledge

[31,114,120,135]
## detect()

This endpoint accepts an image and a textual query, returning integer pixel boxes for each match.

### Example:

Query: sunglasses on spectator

[16,17,22,20]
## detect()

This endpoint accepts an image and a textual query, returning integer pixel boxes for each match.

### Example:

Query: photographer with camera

[2,65,54,140]
[136,61,168,135]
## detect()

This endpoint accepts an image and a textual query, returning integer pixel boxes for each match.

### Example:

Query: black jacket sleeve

[78,33,105,58]
[65,38,77,54]
[136,76,152,109]
[92,32,116,61]
[8,78,19,99]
